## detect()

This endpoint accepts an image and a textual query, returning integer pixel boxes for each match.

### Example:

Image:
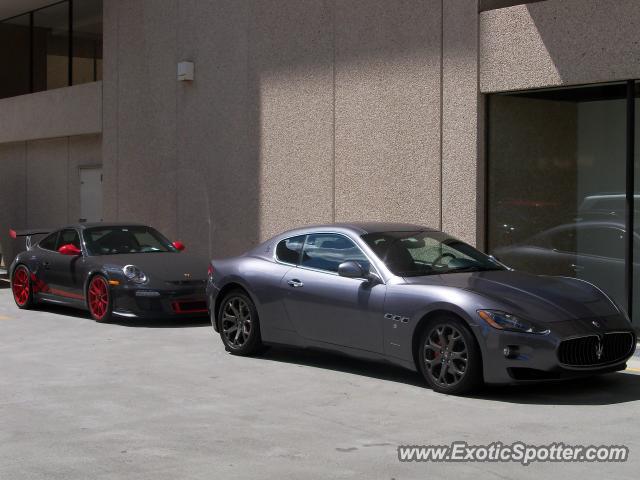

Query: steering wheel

[433,252,456,266]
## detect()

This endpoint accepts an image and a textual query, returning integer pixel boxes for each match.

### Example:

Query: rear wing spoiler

[9,228,51,250]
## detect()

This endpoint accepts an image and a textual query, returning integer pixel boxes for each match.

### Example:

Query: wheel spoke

[222,297,253,347]
[423,323,468,389]
[223,324,237,334]
[12,267,31,306]
[89,277,109,320]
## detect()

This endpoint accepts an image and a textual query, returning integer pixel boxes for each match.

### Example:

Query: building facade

[2,0,640,325]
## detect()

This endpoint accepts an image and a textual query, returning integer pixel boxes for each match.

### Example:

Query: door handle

[287,279,304,288]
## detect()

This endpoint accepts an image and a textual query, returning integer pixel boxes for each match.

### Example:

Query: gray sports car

[10,223,208,322]
[206,223,637,394]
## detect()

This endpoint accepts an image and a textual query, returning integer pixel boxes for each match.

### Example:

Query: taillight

[207,264,214,281]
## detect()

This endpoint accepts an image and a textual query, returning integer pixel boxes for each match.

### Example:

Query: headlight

[477,310,549,335]
[122,265,148,284]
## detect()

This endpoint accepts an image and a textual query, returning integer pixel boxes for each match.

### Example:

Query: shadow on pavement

[108,317,210,328]
[28,302,209,328]
[261,346,640,405]
[262,346,426,388]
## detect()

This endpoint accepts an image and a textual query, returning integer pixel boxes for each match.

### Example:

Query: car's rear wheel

[11,265,34,309]
[87,275,113,323]
[418,315,482,395]
[217,290,263,356]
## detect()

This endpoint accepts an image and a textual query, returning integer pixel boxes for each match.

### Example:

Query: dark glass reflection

[488,84,629,315]
[33,1,70,92]
[0,14,31,99]
[73,0,103,84]
[0,1,102,99]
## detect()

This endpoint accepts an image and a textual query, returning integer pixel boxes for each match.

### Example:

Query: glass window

[633,81,640,323]
[300,233,370,273]
[578,227,625,259]
[488,83,627,311]
[275,235,305,264]
[363,231,503,277]
[38,232,59,251]
[84,226,175,255]
[57,229,80,250]
[0,1,102,99]
[0,14,31,99]
[33,1,70,92]
[73,0,102,84]
[548,227,576,253]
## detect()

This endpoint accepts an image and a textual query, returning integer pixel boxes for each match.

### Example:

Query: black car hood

[100,252,208,281]
[405,270,619,322]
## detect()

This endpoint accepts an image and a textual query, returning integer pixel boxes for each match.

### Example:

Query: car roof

[275,222,437,238]
[61,222,150,230]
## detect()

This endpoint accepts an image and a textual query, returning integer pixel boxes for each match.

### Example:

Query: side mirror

[172,241,185,251]
[58,244,81,256]
[338,261,366,279]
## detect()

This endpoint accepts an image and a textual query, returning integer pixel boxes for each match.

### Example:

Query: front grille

[558,332,635,367]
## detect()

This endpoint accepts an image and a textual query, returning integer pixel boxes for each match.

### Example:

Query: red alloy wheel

[88,276,110,321]
[12,266,31,307]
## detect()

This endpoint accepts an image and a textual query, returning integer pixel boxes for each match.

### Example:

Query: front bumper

[111,283,208,319]
[477,315,636,384]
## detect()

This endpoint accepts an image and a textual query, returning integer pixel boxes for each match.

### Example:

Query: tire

[217,289,264,356]
[11,265,34,309]
[417,315,482,395]
[87,275,113,323]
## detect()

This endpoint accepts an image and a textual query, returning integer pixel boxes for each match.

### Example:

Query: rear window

[38,232,58,251]
[276,235,305,264]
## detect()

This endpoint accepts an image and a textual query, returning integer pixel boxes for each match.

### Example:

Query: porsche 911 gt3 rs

[10,223,208,322]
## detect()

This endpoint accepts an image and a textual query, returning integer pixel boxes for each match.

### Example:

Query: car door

[31,231,60,293]
[47,228,85,300]
[281,233,386,353]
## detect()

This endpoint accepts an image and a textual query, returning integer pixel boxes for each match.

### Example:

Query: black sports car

[9,223,208,322]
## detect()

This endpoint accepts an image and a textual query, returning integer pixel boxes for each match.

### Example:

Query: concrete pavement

[0,285,639,480]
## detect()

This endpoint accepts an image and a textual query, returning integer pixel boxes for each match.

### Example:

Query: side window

[38,232,59,251]
[276,235,305,264]
[57,229,81,250]
[300,233,370,274]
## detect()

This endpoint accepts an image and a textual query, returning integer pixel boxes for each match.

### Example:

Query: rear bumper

[111,285,208,319]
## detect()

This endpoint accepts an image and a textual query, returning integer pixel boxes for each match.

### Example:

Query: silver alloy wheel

[423,324,468,387]
[222,296,252,348]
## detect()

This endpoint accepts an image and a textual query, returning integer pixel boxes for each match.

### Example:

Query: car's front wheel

[11,265,34,309]
[217,290,264,356]
[87,275,113,323]
[418,315,482,395]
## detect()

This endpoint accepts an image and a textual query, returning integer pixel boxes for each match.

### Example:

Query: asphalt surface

[1,285,639,480]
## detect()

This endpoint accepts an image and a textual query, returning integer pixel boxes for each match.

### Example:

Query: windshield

[83,226,177,255]
[361,231,505,277]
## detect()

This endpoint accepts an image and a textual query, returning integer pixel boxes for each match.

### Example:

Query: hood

[405,270,619,323]
[101,252,208,281]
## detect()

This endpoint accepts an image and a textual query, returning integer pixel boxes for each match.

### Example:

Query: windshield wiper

[441,266,493,274]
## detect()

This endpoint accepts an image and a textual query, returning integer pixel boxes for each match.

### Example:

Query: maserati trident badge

[183,273,192,279]
[592,320,601,328]
[595,340,604,361]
